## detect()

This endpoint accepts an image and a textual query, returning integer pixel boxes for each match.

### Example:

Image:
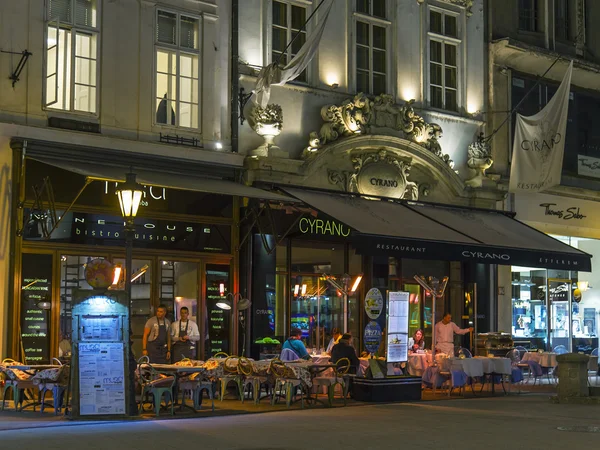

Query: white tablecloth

[441,357,484,378]
[407,354,432,376]
[522,352,558,367]
[474,357,512,375]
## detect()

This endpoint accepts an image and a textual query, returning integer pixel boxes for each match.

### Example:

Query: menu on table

[386,291,409,363]
[78,342,126,415]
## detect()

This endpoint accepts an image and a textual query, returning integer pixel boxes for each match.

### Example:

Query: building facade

[0,0,256,362]
[489,0,600,352]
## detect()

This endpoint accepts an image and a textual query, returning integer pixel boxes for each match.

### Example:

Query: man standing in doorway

[142,305,171,363]
[435,312,473,356]
[170,306,200,362]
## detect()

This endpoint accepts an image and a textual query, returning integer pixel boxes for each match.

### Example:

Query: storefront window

[205,264,231,356]
[511,266,548,350]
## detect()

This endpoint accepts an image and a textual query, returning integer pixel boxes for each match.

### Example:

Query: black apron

[147,318,168,364]
[172,320,195,362]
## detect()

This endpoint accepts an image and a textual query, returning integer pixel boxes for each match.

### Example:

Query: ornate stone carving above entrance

[305,94,453,168]
[465,133,496,189]
[328,149,419,200]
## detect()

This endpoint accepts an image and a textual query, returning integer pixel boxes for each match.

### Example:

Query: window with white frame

[155,10,200,129]
[428,8,459,112]
[271,1,307,83]
[355,0,388,95]
[45,0,99,113]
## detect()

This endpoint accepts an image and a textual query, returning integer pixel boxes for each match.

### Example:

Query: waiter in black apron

[171,306,200,362]
[142,305,171,363]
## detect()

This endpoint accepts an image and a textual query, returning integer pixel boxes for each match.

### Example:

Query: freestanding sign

[386,291,409,363]
[71,289,130,418]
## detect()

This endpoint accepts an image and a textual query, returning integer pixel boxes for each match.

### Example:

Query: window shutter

[180,16,199,49]
[75,0,96,27]
[157,11,177,45]
[48,0,72,24]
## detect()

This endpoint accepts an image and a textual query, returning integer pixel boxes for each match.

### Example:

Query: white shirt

[170,320,200,343]
[435,321,470,345]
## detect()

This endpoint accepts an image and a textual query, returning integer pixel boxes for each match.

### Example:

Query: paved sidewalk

[1,394,599,449]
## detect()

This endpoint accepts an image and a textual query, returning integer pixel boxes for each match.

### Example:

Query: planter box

[352,376,422,403]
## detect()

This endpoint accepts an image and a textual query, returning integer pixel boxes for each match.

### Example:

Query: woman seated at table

[330,333,360,374]
[281,328,311,360]
[409,329,425,353]
[326,328,342,354]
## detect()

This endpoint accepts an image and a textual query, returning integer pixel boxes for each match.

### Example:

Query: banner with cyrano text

[509,61,573,193]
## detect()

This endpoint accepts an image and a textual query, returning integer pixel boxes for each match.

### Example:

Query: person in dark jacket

[330,333,360,374]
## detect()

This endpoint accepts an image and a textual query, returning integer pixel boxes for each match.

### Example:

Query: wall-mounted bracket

[1,50,32,87]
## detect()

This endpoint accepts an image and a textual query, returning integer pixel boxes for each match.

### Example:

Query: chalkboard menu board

[21,253,52,363]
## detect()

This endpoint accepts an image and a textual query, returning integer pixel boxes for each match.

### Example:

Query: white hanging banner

[254,0,335,108]
[509,61,573,193]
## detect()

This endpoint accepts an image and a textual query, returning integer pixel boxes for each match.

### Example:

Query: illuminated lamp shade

[116,172,144,219]
[37,295,52,310]
[301,284,307,296]
[112,264,122,286]
[294,285,300,296]
[216,298,231,310]
[350,274,363,293]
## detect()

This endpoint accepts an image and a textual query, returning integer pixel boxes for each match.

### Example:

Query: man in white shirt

[170,307,200,362]
[435,312,473,356]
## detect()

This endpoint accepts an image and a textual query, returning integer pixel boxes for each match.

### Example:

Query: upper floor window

[155,10,200,129]
[555,0,569,40]
[271,1,307,83]
[355,1,388,95]
[45,0,99,114]
[518,0,539,32]
[428,9,459,112]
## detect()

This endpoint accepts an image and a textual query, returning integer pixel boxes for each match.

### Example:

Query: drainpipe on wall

[231,0,239,153]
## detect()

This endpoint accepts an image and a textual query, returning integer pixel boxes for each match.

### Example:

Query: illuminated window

[428,8,460,112]
[45,0,99,113]
[271,1,307,83]
[155,10,200,128]
[355,0,388,95]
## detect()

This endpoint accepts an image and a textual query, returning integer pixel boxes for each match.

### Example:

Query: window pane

[373,25,386,50]
[181,77,192,103]
[373,73,386,95]
[356,70,369,93]
[430,10,442,34]
[431,86,443,108]
[291,31,306,55]
[180,16,199,49]
[356,45,369,70]
[291,5,306,30]
[273,1,287,27]
[74,84,96,113]
[157,11,176,45]
[356,21,369,46]
[373,0,386,18]
[156,98,176,125]
[373,49,386,74]
[430,40,442,63]
[156,73,169,98]
[444,14,457,37]
[356,0,369,14]
[444,43,457,66]
[75,0,97,27]
[272,51,286,66]
[445,67,457,89]
[445,89,457,111]
[75,58,96,86]
[49,0,72,23]
[180,54,193,78]
[179,102,192,128]
[272,27,288,53]
[430,63,442,86]
[75,32,92,59]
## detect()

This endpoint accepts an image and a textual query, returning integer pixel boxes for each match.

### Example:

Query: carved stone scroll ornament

[465,133,494,188]
[328,149,419,200]
[305,94,453,168]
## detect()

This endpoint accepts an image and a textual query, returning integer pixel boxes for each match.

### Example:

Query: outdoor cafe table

[4,364,64,411]
[285,361,337,406]
[474,357,512,394]
[522,352,558,368]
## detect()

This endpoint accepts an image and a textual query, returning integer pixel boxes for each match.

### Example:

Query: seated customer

[281,328,310,360]
[410,329,425,353]
[330,333,360,374]
[326,328,342,354]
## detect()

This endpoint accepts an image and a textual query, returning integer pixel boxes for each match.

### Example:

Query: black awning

[283,188,592,272]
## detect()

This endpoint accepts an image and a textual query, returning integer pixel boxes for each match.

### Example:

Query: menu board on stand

[386,291,409,363]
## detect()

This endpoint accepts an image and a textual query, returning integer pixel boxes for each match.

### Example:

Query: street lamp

[116,171,143,416]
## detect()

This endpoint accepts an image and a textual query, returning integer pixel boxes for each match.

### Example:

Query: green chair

[219,355,243,401]
[1,359,33,412]
[312,358,350,407]
[137,358,175,416]
[271,359,305,408]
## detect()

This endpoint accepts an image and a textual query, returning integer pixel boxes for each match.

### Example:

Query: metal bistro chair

[1,359,36,412]
[514,346,532,383]
[38,359,70,415]
[137,357,175,416]
[219,355,244,401]
[588,348,599,386]
[506,349,524,393]
[313,357,351,407]
[241,358,273,405]
[457,348,472,358]
[270,359,305,408]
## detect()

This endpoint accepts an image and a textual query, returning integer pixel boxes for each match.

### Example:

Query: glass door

[548,278,572,352]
